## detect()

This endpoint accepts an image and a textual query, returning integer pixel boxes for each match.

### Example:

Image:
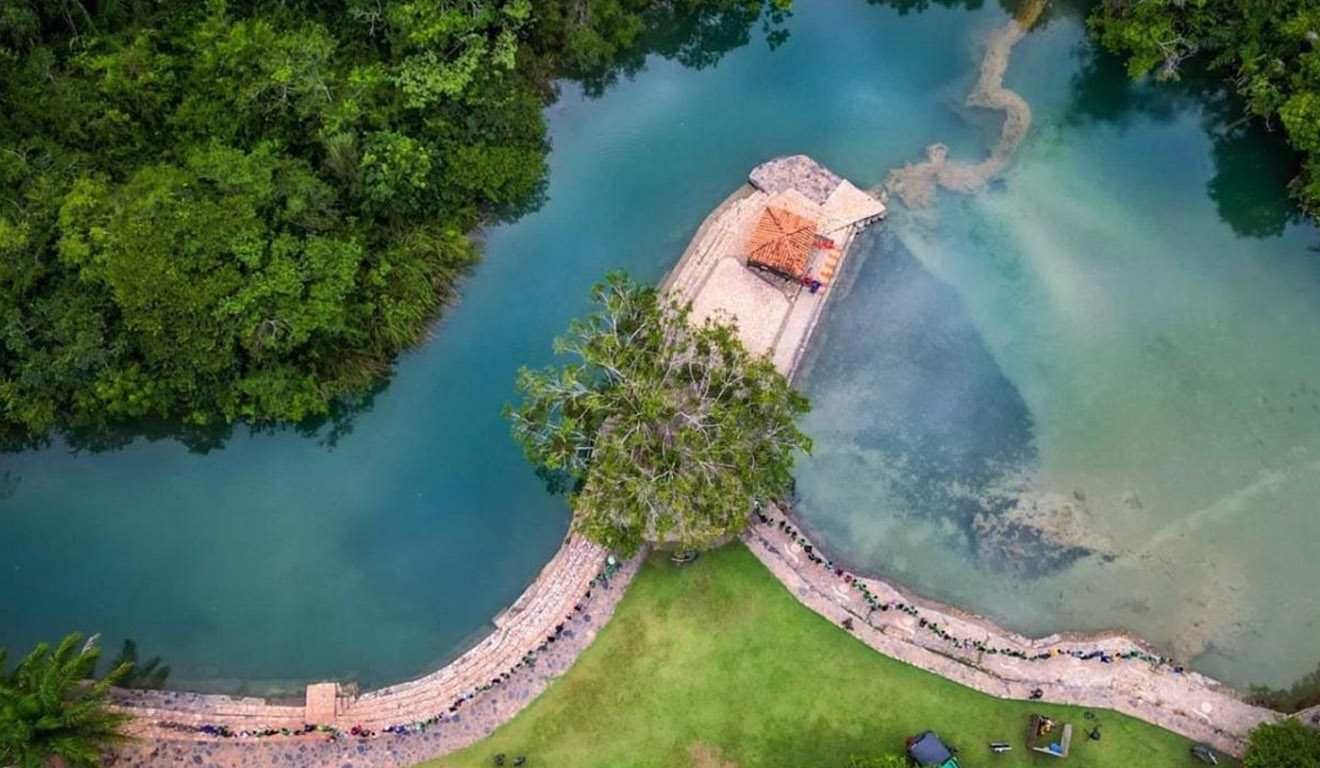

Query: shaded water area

[1,0,1316,692]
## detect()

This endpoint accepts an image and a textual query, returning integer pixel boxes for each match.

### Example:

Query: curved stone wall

[111,534,615,740]
[108,545,639,768]
[745,511,1278,757]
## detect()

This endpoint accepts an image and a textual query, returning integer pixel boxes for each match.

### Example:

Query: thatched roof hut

[745,206,817,279]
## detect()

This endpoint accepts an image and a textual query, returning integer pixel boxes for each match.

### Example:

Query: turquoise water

[2,0,1316,691]
[794,8,1320,688]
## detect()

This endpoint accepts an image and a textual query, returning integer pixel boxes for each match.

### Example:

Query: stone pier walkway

[104,542,638,768]
[662,156,885,376]
[744,512,1278,757]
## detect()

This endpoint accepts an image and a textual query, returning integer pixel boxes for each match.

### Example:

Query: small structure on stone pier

[746,206,817,280]
[665,154,886,377]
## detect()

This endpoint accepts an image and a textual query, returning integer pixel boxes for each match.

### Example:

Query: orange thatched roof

[746,206,816,278]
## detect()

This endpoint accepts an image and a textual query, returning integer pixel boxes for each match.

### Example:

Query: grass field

[424,544,1234,768]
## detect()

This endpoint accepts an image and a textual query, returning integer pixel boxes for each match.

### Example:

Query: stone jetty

[663,155,886,374]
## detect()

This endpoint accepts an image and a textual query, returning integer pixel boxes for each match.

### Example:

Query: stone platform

[663,156,885,375]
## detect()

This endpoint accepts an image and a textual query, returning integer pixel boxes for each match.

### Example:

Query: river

[1,0,1315,692]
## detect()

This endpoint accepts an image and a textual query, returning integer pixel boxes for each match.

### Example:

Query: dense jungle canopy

[0,0,786,444]
[2,0,1314,447]
[1090,0,1320,216]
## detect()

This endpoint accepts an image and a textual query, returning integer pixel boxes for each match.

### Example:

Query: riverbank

[105,538,638,767]
[102,155,1293,767]
[423,545,1234,768]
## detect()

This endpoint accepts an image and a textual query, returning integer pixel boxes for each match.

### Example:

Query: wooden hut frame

[745,206,817,280]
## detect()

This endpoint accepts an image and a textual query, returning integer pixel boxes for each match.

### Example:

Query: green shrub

[1244,719,1320,768]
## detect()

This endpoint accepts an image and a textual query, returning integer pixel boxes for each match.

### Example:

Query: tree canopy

[0,0,787,446]
[1089,0,1320,217]
[0,633,133,768]
[1243,719,1320,768]
[506,271,810,555]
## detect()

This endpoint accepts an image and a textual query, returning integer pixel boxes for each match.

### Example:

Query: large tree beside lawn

[507,271,811,555]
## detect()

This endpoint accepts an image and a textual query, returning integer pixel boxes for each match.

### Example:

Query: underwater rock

[971,490,1114,576]
[883,0,1047,208]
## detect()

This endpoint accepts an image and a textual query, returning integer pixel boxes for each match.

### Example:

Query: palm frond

[0,633,134,768]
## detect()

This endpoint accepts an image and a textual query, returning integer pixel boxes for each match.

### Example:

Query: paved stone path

[744,512,1279,757]
[104,543,637,768]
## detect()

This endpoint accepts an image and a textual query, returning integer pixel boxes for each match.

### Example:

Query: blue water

[804,228,1036,526]
[0,0,985,692]
[2,0,1317,691]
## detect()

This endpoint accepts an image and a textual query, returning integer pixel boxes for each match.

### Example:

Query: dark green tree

[1089,0,1320,217]
[506,271,811,555]
[1243,719,1320,768]
[0,0,787,446]
[0,633,133,768]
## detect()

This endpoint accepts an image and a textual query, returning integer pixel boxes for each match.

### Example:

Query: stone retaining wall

[744,513,1279,757]
[107,550,640,768]
[110,534,611,741]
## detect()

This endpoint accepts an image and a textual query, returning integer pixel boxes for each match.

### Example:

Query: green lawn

[425,544,1234,768]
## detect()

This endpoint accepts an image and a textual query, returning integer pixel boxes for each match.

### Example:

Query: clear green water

[1,0,1315,691]
[794,8,1320,688]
